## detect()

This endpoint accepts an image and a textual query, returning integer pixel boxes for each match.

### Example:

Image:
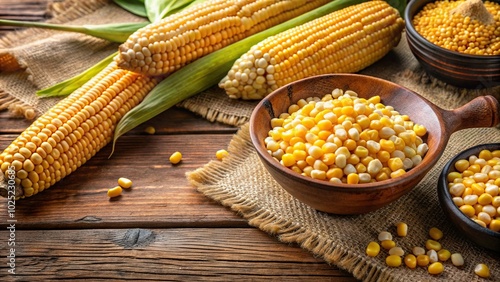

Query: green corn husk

[112,0,148,18]
[112,0,374,147]
[0,20,148,43]
[36,53,117,97]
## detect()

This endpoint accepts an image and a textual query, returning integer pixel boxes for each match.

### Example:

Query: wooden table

[0,1,357,280]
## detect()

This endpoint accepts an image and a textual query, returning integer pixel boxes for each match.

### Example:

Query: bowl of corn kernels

[405,0,500,88]
[249,73,499,215]
[438,143,500,252]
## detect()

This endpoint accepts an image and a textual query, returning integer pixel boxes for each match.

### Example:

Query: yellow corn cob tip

[219,0,405,100]
[115,0,331,76]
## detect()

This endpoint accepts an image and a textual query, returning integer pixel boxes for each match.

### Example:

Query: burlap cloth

[1,1,499,281]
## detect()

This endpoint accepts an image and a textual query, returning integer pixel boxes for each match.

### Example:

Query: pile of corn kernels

[265,89,428,184]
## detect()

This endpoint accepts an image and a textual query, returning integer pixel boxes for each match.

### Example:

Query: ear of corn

[115,0,332,76]
[0,60,159,198]
[219,0,405,100]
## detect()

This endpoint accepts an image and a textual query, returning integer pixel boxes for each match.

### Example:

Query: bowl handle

[441,95,499,133]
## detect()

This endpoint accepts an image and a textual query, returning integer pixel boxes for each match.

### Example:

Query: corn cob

[219,0,405,100]
[0,61,159,198]
[115,0,331,76]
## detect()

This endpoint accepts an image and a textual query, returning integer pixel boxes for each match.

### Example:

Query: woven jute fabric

[1,1,500,281]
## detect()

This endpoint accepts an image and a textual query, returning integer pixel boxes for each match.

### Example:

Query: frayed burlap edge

[0,0,114,119]
[187,123,404,282]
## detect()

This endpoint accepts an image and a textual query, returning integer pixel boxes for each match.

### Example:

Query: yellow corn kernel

[396,222,408,237]
[429,227,443,240]
[169,151,183,164]
[459,204,476,217]
[474,264,490,278]
[366,241,381,257]
[144,126,156,135]
[489,219,500,232]
[428,262,444,275]
[381,240,396,250]
[107,186,123,198]
[413,124,427,137]
[425,239,442,251]
[437,249,451,262]
[216,149,229,160]
[117,0,332,77]
[117,177,132,189]
[417,254,430,267]
[347,173,359,184]
[390,169,406,179]
[386,255,402,267]
[281,153,296,167]
[404,254,417,269]
[220,0,405,99]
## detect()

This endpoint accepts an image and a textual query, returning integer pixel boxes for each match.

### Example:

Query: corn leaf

[112,0,148,18]
[113,0,368,147]
[0,20,148,43]
[145,0,198,22]
[36,53,116,97]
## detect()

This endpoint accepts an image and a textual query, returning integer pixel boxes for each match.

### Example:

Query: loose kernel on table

[386,255,402,267]
[396,222,408,237]
[404,254,417,269]
[169,151,182,164]
[429,227,443,240]
[381,240,396,250]
[417,254,430,267]
[118,177,132,189]
[264,89,428,184]
[144,126,155,134]
[437,249,451,262]
[451,253,465,267]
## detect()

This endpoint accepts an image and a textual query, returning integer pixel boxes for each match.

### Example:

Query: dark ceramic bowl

[249,74,499,214]
[405,0,500,89]
[438,143,500,252]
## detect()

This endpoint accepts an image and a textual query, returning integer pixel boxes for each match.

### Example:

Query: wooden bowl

[437,143,500,252]
[404,0,500,89]
[249,74,499,214]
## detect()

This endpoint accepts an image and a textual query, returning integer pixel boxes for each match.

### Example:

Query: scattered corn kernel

[413,0,500,55]
[474,263,490,278]
[417,254,430,267]
[447,149,500,232]
[107,186,123,198]
[366,241,381,257]
[389,246,405,257]
[428,262,444,275]
[169,151,182,164]
[451,253,464,267]
[429,227,443,240]
[117,177,132,189]
[381,240,396,250]
[386,255,402,267]
[412,246,426,256]
[404,254,417,269]
[427,249,438,263]
[216,149,229,160]
[144,126,155,134]
[378,231,393,241]
[264,90,428,184]
[396,222,408,237]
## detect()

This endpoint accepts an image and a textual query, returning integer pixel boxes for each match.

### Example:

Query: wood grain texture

[0,228,355,281]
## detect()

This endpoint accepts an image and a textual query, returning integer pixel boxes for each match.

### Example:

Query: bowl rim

[249,73,438,193]
[438,142,500,238]
[404,0,500,60]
